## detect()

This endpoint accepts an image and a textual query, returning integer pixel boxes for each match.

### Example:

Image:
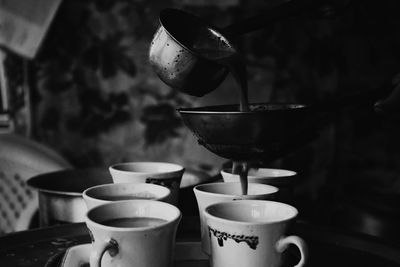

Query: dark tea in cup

[85,200,181,267]
[83,183,171,209]
[101,217,168,228]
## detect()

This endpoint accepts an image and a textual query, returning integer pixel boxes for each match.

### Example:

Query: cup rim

[193,182,279,197]
[86,199,181,231]
[221,168,297,179]
[109,161,184,175]
[204,200,298,225]
[82,183,171,205]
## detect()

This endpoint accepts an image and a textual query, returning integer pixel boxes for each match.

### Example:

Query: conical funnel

[178,84,394,162]
[178,103,320,162]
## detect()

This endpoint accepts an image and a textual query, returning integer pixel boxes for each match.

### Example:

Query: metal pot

[149,0,344,97]
[27,168,112,227]
[149,8,232,96]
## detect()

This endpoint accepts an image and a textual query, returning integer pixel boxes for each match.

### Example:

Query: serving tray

[2,219,400,267]
[46,241,208,267]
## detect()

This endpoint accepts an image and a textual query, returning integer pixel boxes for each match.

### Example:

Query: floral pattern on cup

[208,226,259,250]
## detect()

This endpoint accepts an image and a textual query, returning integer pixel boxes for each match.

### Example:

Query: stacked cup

[82,161,185,267]
[204,200,308,267]
[82,160,307,267]
[193,182,278,255]
[108,161,185,206]
[221,167,297,203]
[193,166,308,267]
[85,199,181,267]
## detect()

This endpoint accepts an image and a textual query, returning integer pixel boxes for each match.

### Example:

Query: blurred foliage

[34,0,135,137]
[1,0,187,166]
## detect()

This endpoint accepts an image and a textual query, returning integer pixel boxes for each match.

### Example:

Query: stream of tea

[194,45,250,195]
[226,54,250,195]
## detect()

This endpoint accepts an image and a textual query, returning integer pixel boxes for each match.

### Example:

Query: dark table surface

[1,215,400,267]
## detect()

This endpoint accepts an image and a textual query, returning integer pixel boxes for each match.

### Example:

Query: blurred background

[2,0,400,241]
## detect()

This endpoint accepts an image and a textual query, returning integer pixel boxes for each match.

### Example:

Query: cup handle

[276,235,308,267]
[90,238,119,267]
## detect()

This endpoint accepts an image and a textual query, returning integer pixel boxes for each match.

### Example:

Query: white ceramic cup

[204,200,308,267]
[193,182,278,255]
[221,167,297,203]
[82,183,172,209]
[109,162,185,206]
[85,200,181,267]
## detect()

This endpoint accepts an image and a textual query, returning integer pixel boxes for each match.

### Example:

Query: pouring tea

[148,2,310,194]
[149,0,349,96]
[149,1,395,195]
[149,0,314,97]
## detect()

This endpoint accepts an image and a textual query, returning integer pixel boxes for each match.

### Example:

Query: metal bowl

[27,168,112,226]
[178,103,319,162]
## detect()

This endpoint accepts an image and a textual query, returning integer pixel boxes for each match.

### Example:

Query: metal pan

[27,168,112,226]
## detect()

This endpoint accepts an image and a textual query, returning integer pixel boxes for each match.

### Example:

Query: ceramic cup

[109,162,185,206]
[82,183,172,209]
[85,200,181,267]
[221,167,297,203]
[193,182,278,255]
[204,200,308,267]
